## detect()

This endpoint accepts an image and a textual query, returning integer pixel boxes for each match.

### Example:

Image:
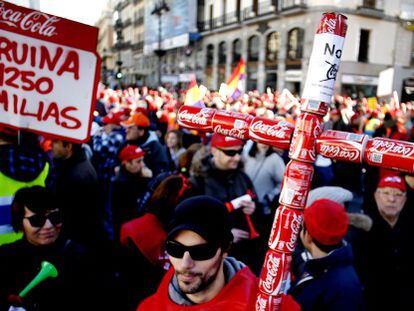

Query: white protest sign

[0,1,100,143]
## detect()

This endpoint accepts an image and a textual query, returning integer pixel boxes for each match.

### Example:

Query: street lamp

[151,0,170,86]
[114,8,124,87]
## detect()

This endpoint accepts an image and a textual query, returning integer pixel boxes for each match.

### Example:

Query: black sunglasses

[218,148,243,157]
[165,240,219,261]
[24,211,62,228]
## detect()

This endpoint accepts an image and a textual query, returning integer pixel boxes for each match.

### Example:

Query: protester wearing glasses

[121,112,168,176]
[118,174,192,310]
[0,186,100,311]
[353,175,414,311]
[137,196,258,311]
[110,145,153,241]
[189,133,265,274]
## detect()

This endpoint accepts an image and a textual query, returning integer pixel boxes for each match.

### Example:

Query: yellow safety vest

[0,163,49,245]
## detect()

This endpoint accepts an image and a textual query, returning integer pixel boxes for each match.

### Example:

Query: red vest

[137,266,258,311]
[120,213,168,268]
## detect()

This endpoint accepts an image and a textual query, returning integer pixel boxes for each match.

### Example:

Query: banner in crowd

[0,1,100,143]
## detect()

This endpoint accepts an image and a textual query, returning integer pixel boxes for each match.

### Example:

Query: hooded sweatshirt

[137,257,258,311]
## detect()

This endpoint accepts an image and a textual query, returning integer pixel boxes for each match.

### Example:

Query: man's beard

[176,262,222,294]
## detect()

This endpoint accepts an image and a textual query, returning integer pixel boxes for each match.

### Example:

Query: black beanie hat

[167,195,233,246]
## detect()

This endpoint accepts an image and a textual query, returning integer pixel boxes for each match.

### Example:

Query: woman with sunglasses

[0,186,100,311]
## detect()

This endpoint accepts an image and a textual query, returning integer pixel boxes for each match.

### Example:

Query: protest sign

[0,1,100,143]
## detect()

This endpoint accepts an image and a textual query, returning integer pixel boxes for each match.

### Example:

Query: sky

[40,0,109,26]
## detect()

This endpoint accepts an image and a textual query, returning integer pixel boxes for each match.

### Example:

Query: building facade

[96,0,116,85]
[200,0,414,97]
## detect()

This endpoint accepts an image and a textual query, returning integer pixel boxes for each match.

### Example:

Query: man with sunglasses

[138,196,258,311]
[0,186,102,311]
[121,112,168,176]
[190,133,263,273]
[353,175,414,311]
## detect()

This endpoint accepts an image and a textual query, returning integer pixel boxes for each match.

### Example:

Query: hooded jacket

[291,243,364,311]
[137,257,258,311]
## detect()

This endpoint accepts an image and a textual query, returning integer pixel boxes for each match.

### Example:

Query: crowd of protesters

[0,84,413,311]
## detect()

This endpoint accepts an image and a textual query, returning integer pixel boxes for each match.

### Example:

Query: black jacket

[52,149,106,246]
[291,243,364,311]
[353,201,414,311]
[0,238,100,311]
[110,168,151,240]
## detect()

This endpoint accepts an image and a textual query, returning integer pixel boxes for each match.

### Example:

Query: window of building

[232,39,242,64]
[218,41,227,65]
[363,0,376,8]
[282,0,305,9]
[248,35,259,62]
[358,29,370,63]
[287,28,304,60]
[266,32,280,62]
[206,44,214,66]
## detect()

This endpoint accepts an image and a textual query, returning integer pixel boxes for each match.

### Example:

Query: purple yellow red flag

[184,78,205,108]
[226,58,246,100]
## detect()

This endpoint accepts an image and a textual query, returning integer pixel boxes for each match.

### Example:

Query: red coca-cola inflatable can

[317,12,348,37]
[289,113,323,163]
[249,117,294,150]
[279,160,314,209]
[256,292,283,311]
[268,206,303,253]
[300,99,329,116]
[212,110,252,140]
[364,137,414,174]
[258,250,291,296]
[316,130,368,163]
[177,106,216,131]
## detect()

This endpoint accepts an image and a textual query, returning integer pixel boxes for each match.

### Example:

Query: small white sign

[303,33,345,103]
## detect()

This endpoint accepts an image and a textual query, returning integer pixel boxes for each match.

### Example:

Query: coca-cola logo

[370,140,414,157]
[323,17,336,33]
[261,253,281,293]
[255,297,267,311]
[214,125,246,140]
[178,109,209,126]
[250,120,291,139]
[286,213,302,250]
[320,144,359,161]
[0,2,60,37]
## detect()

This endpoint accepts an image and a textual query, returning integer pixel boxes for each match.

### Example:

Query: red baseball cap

[119,145,145,162]
[304,199,349,246]
[102,112,123,125]
[377,175,406,193]
[210,133,244,149]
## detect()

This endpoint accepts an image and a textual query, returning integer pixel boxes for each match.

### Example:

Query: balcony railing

[281,0,306,10]
[259,1,279,15]
[132,41,144,52]
[123,18,132,27]
[134,16,144,26]
[200,4,280,31]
